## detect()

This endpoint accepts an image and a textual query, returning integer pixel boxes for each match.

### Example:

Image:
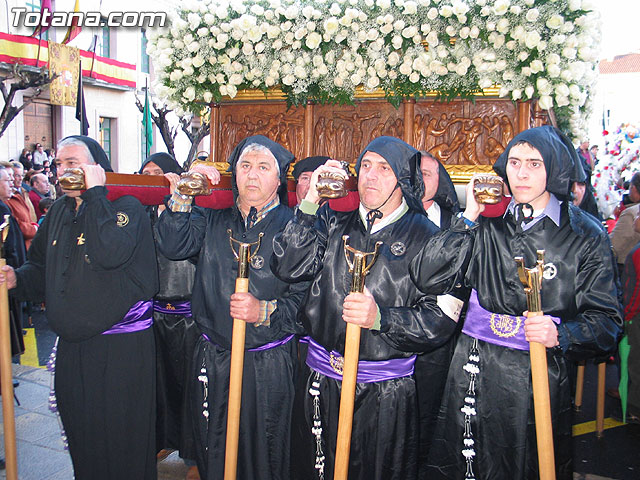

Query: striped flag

[62,0,82,45]
[30,0,52,38]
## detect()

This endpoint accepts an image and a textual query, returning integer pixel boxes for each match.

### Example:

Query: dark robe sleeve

[558,229,623,359]
[410,216,476,294]
[269,278,309,335]
[378,295,458,353]
[155,203,208,261]
[81,187,147,270]
[12,206,48,303]
[271,206,329,283]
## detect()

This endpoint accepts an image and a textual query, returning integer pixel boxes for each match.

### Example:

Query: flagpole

[79,61,84,134]
[145,78,149,157]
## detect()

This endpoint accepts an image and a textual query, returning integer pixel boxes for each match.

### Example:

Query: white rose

[380,24,393,35]
[445,26,456,37]
[426,31,439,45]
[452,0,470,16]
[530,60,544,73]
[469,26,480,38]
[455,63,468,75]
[511,89,522,100]
[226,85,238,98]
[536,78,552,95]
[376,0,391,10]
[427,7,439,20]
[242,43,254,56]
[538,95,553,110]
[497,19,509,34]
[440,5,453,17]
[350,73,362,85]
[403,26,418,38]
[388,52,400,66]
[229,73,244,85]
[521,66,531,76]
[547,64,561,77]
[525,31,541,49]
[334,76,344,87]
[329,3,342,15]
[306,32,322,49]
[524,85,534,98]
[295,27,308,40]
[569,84,582,99]
[525,8,539,22]
[294,65,306,78]
[215,6,229,20]
[394,19,406,31]
[499,86,509,97]
[366,76,380,89]
[562,47,577,60]
[493,0,510,16]
[546,15,564,30]
[404,1,417,14]
[399,62,412,75]
[192,55,205,68]
[282,74,295,86]
[392,35,403,49]
[284,6,298,19]
[479,77,493,88]
[183,86,196,101]
[388,70,398,79]
[169,70,183,82]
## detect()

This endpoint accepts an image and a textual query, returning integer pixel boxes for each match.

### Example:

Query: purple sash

[102,300,153,335]
[462,289,560,351]
[202,333,294,352]
[153,300,192,317]
[305,336,415,383]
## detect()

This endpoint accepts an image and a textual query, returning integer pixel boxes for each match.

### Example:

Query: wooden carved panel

[414,99,517,166]
[313,101,401,163]
[217,103,306,162]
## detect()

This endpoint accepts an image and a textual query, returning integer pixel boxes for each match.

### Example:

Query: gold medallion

[329,353,344,375]
[116,212,129,227]
[489,313,522,338]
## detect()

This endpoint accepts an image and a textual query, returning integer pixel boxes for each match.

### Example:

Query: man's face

[295,171,313,204]
[235,150,281,209]
[357,151,402,214]
[141,161,164,176]
[571,182,586,206]
[11,166,23,189]
[0,169,13,202]
[420,155,439,205]
[36,144,43,152]
[55,144,91,197]
[630,183,640,203]
[32,174,50,195]
[505,143,549,209]
[580,140,589,150]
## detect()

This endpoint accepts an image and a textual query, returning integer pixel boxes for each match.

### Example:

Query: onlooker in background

[611,172,640,272]
[19,148,32,171]
[291,155,330,205]
[572,180,602,220]
[11,162,37,223]
[621,210,640,423]
[32,143,47,168]
[37,197,53,226]
[590,145,599,165]
[29,172,51,220]
[576,138,593,182]
[2,161,38,250]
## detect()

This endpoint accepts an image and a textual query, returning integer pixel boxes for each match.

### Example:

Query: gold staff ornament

[334,235,382,480]
[515,250,556,480]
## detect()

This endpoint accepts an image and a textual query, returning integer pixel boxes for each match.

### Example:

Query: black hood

[292,155,330,181]
[226,135,294,207]
[494,126,585,200]
[355,136,424,213]
[63,135,113,172]
[138,152,182,175]
[428,156,460,214]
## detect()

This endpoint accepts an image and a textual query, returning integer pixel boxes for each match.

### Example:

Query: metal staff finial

[515,250,545,313]
[0,215,10,259]
[227,229,264,279]
[342,235,382,293]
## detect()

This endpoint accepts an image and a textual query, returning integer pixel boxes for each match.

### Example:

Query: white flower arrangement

[148,0,601,140]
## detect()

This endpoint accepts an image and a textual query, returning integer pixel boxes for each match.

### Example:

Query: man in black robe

[156,135,306,480]
[272,136,461,480]
[412,126,623,479]
[0,135,159,479]
[292,155,330,205]
[139,153,200,479]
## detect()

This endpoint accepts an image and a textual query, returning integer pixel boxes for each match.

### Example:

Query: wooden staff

[515,250,556,480]
[0,215,18,480]
[334,235,382,480]
[224,230,263,480]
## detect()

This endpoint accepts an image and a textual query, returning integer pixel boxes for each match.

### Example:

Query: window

[100,23,110,58]
[26,0,49,40]
[141,29,150,74]
[99,117,112,161]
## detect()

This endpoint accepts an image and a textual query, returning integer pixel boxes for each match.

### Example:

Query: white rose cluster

[148,0,601,139]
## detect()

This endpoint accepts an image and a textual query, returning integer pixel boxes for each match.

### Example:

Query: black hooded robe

[155,136,306,480]
[411,126,623,480]
[12,136,159,480]
[141,153,200,460]
[271,137,458,480]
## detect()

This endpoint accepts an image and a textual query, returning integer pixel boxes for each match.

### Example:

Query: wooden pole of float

[0,215,18,480]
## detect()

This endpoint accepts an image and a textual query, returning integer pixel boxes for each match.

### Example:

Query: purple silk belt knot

[462,289,560,351]
[153,299,192,317]
[304,336,416,383]
[102,300,153,335]
[202,333,294,352]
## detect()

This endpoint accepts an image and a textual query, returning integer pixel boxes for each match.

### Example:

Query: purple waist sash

[102,300,153,335]
[305,336,416,383]
[462,289,560,351]
[153,300,192,317]
[202,333,294,352]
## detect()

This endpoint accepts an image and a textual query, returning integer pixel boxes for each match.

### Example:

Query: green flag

[619,333,631,422]
[142,87,153,155]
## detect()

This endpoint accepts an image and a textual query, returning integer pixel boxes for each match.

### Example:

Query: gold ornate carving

[444,165,496,184]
